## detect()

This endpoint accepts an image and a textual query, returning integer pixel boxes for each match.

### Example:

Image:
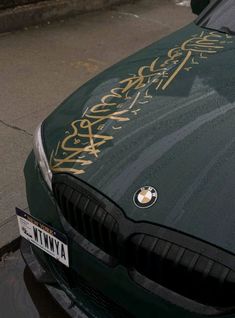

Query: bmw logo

[133,186,158,209]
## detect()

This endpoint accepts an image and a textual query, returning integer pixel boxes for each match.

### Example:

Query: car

[18,0,235,317]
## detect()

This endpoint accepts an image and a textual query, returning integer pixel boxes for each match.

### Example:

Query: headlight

[33,124,52,190]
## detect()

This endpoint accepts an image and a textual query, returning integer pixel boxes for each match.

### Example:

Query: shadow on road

[0,250,68,318]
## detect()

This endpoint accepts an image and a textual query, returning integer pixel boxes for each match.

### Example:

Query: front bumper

[20,238,88,318]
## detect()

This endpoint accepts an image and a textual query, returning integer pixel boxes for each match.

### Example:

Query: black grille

[53,182,119,258]
[49,258,133,318]
[52,175,235,314]
[128,234,235,308]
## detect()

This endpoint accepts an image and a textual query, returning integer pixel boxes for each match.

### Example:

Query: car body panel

[24,152,206,318]
[42,22,235,255]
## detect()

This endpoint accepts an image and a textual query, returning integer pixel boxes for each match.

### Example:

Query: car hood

[43,23,235,254]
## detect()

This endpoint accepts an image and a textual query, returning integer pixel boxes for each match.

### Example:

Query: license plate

[16,208,69,267]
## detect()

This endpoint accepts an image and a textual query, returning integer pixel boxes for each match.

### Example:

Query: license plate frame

[16,207,69,267]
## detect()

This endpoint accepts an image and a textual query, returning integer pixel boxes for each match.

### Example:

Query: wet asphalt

[0,250,68,318]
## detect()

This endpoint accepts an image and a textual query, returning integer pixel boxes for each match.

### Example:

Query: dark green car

[19,0,235,317]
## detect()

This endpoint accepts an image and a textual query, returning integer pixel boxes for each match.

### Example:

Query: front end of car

[21,17,235,318]
[23,126,172,318]
[23,119,235,318]
[23,145,190,318]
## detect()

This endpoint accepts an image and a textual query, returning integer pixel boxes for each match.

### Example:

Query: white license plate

[16,207,69,267]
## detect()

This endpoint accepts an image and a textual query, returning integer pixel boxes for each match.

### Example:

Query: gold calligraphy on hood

[50,31,232,175]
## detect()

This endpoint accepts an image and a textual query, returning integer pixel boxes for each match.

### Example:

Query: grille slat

[89,204,99,243]
[188,253,200,273]
[72,192,82,229]
[98,210,107,251]
[65,188,73,219]
[106,215,116,255]
[82,198,91,238]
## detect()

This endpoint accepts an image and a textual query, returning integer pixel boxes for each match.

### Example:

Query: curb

[0,214,20,254]
[0,0,133,33]
[0,237,20,259]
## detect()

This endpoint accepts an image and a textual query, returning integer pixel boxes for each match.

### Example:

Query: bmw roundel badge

[133,186,158,209]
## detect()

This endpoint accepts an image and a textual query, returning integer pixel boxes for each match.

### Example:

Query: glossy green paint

[43,22,235,256]
[24,153,234,317]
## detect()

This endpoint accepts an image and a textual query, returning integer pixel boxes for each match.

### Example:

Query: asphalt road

[0,249,69,317]
[0,0,194,249]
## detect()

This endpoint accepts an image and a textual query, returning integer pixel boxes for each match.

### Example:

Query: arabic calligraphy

[50,31,232,175]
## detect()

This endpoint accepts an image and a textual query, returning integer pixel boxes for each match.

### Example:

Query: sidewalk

[0,0,131,33]
[0,0,194,250]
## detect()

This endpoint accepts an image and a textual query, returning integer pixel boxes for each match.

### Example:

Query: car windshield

[196,0,235,34]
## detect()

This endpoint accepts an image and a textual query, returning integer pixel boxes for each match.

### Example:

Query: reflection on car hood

[43,23,235,254]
